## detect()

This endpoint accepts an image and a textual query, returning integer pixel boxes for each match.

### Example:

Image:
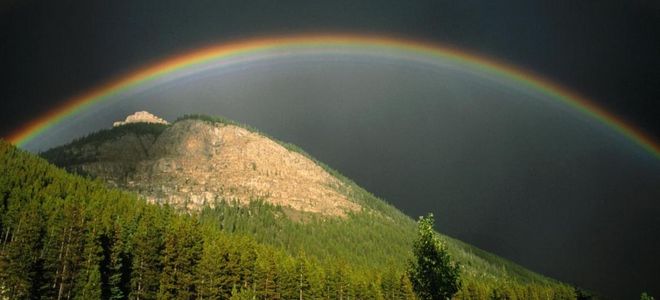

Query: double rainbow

[7,34,659,159]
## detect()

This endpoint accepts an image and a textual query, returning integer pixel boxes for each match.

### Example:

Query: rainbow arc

[7,34,659,159]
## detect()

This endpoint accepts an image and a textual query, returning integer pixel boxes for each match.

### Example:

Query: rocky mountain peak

[43,117,360,217]
[113,111,169,127]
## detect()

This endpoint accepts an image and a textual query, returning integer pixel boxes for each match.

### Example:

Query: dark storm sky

[1,1,659,298]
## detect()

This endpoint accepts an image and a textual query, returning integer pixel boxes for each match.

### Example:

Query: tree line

[1,140,578,299]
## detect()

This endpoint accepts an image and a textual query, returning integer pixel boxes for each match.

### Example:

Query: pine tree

[552,285,577,300]
[73,226,103,300]
[195,235,225,299]
[458,281,488,300]
[74,265,102,300]
[0,139,578,300]
[47,198,86,300]
[158,218,202,299]
[0,198,44,299]
[380,269,398,300]
[130,209,163,300]
[407,214,460,300]
[326,261,349,300]
[398,273,417,300]
[229,285,258,300]
[489,286,513,300]
[109,221,130,300]
[294,251,312,300]
[237,237,257,289]
[255,247,280,299]
[366,276,385,300]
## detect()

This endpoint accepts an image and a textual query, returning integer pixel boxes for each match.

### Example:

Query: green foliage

[158,217,203,299]
[408,214,461,300]
[0,198,44,299]
[0,139,576,300]
[229,285,258,300]
[129,211,163,300]
[73,226,103,299]
[573,287,608,300]
[39,122,168,167]
[59,122,168,149]
[0,141,414,299]
[176,114,248,129]
[179,116,564,287]
[198,199,414,271]
[641,292,656,300]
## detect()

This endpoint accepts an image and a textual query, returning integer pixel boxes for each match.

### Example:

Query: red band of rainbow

[7,34,659,159]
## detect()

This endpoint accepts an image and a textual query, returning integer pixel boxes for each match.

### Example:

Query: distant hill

[0,113,578,299]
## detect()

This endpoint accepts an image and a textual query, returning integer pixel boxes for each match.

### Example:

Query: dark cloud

[22,58,660,298]
[2,1,659,298]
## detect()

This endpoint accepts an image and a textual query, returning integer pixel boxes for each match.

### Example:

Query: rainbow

[7,34,660,158]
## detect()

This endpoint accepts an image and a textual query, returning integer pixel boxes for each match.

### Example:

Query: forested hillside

[1,139,576,299]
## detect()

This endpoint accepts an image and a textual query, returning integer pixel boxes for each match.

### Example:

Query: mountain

[0,113,579,299]
[42,115,358,216]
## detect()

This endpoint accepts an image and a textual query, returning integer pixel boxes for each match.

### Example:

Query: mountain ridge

[28,113,580,299]
[42,115,362,216]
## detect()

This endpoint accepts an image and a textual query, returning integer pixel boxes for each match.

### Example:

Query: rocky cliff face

[43,115,360,217]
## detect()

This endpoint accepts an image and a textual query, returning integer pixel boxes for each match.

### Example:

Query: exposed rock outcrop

[46,115,360,217]
[113,111,169,127]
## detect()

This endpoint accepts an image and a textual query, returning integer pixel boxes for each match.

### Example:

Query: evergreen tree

[158,218,202,299]
[129,209,163,300]
[407,214,460,300]
[255,247,280,299]
[74,265,102,300]
[458,281,488,300]
[641,292,655,300]
[0,198,44,299]
[398,273,417,300]
[73,226,103,300]
[51,199,86,300]
[109,221,131,300]
[489,287,512,300]
[229,285,258,300]
[380,269,398,300]
[195,235,226,299]
[0,140,578,300]
[552,286,577,300]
